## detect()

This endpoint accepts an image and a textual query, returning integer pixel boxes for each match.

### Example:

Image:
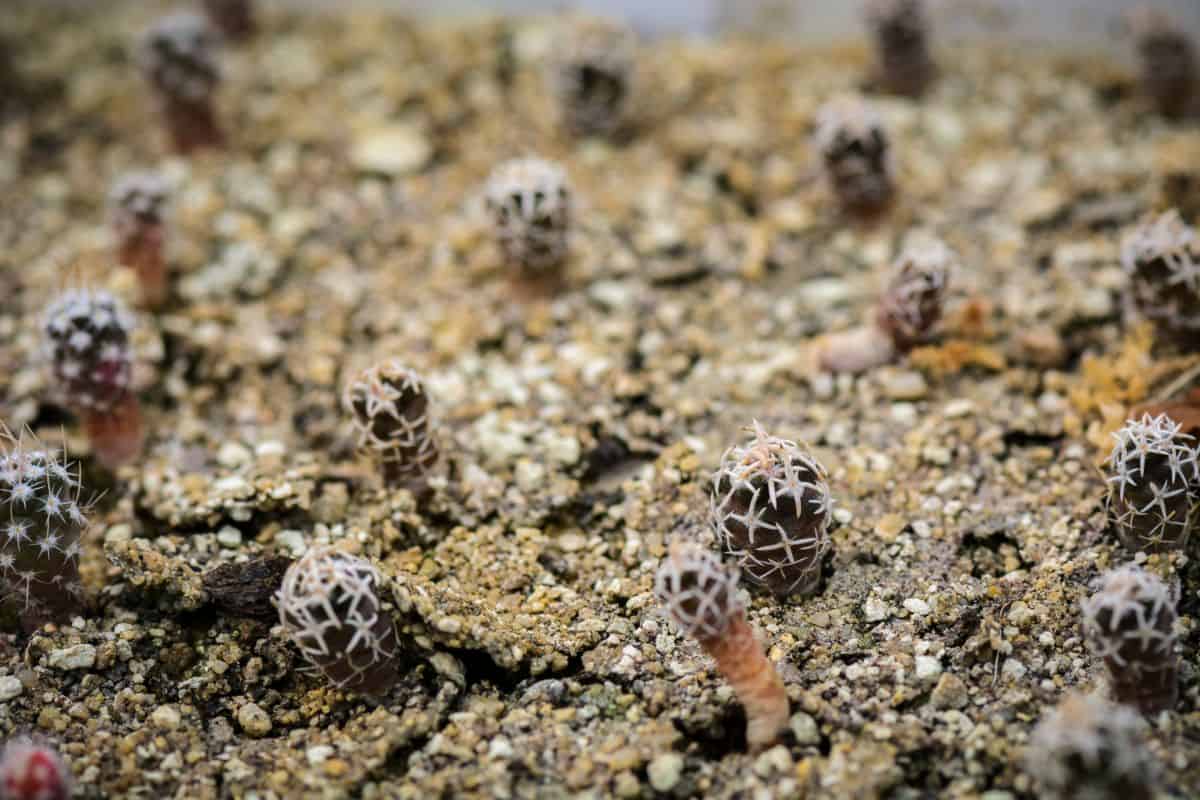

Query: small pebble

[647,753,683,792]
[237,702,272,737]
[47,645,96,671]
[0,676,23,702]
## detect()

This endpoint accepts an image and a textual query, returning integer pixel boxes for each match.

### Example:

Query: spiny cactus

[0,432,90,632]
[0,738,73,800]
[1081,565,1179,714]
[483,157,572,276]
[864,0,936,97]
[343,360,439,488]
[548,15,637,138]
[42,289,143,468]
[110,170,171,308]
[1025,692,1158,800]
[203,0,256,41]
[816,237,954,373]
[1128,7,1197,120]
[655,539,789,752]
[1120,210,1200,345]
[1104,413,1199,552]
[710,422,833,598]
[276,546,402,695]
[814,94,894,216]
[875,238,953,352]
[139,11,224,153]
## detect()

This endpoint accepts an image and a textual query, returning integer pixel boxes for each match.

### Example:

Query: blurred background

[268,0,1200,45]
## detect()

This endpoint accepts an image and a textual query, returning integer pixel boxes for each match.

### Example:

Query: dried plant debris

[2,4,1200,798]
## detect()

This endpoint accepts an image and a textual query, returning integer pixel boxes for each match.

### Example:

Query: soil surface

[1,3,1198,798]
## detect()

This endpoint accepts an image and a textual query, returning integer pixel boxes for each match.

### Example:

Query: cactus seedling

[0,738,72,800]
[816,238,954,372]
[484,157,572,278]
[0,432,90,632]
[1120,210,1200,345]
[1128,7,1197,120]
[203,0,256,41]
[276,546,402,695]
[343,360,439,488]
[654,540,789,752]
[1082,565,1179,714]
[548,16,637,138]
[710,422,833,598]
[139,12,224,154]
[1104,413,1199,552]
[110,170,171,308]
[814,94,894,217]
[864,0,936,97]
[1025,692,1158,800]
[42,289,143,468]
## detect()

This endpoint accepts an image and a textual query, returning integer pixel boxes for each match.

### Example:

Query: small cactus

[483,157,572,277]
[710,422,833,598]
[655,540,789,752]
[814,94,895,216]
[1128,7,1197,120]
[42,289,144,468]
[1025,692,1158,800]
[1104,413,1199,552]
[0,738,73,800]
[1081,565,1179,714]
[0,432,90,632]
[1120,210,1200,345]
[864,0,936,97]
[110,170,171,308]
[343,360,439,488]
[816,237,954,372]
[202,0,256,41]
[276,546,403,695]
[548,16,637,138]
[874,238,953,352]
[139,12,224,153]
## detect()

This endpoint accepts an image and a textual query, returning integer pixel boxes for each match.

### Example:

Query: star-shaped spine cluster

[814,94,894,216]
[654,539,743,642]
[710,422,833,597]
[1103,413,1199,552]
[875,238,954,352]
[276,546,402,695]
[1081,565,1179,714]
[1120,210,1200,342]
[548,15,637,138]
[343,360,439,486]
[0,433,90,629]
[484,157,572,274]
[1025,692,1158,800]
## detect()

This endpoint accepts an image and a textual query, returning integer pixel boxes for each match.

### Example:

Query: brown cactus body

[1025,693,1158,800]
[1129,8,1197,119]
[0,434,91,632]
[1082,565,1179,714]
[864,0,936,97]
[203,0,256,41]
[140,12,224,153]
[344,360,439,488]
[276,546,403,695]
[814,95,894,217]
[549,16,637,138]
[875,239,953,352]
[42,289,144,468]
[1104,414,1199,552]
[654,540,789,752]
[1120,210,1200,346]
[710,422,833,597]
[111,171,171,308]
[484,157,572,279]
